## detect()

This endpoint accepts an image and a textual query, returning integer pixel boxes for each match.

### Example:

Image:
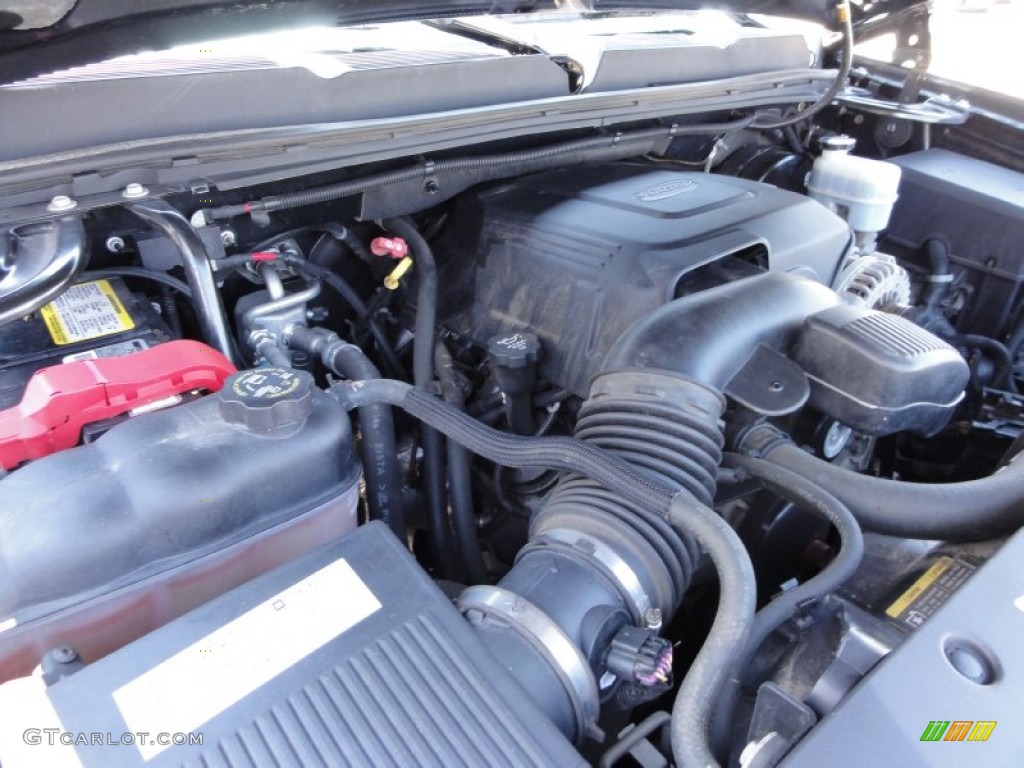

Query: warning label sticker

[40,280,134,345]
[885,556,977,630]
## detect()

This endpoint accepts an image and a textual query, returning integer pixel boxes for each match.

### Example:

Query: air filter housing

[0,523,584,768]
[795,304,969,436]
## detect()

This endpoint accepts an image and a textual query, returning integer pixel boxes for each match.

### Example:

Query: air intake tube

[461,372,726,739]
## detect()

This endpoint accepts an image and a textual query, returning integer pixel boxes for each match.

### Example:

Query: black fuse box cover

[30,522,585,768]
[887,149,1024,340]
[0,277,171,409]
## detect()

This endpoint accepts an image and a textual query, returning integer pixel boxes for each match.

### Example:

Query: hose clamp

[532,528,653,622]
[735,422,792,459]
[457,585,599,742]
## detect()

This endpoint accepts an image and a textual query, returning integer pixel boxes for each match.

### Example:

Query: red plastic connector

[370,236,409,260]
[0,340,236,469]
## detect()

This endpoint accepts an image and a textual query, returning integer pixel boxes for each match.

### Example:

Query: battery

[0,277,172,409]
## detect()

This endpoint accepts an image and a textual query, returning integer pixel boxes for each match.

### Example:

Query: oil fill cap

[218,367,314,432]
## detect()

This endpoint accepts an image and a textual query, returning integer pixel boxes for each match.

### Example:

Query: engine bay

[1,113,1023,766]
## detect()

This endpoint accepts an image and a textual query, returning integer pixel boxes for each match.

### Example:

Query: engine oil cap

[218,367,314,432]
[487,331,541,369]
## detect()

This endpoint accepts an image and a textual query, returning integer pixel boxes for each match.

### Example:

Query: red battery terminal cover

[0,340,236,469]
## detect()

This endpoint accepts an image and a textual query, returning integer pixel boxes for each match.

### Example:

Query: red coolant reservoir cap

[0,339,236,469]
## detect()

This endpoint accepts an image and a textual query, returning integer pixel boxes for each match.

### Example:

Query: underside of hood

[0,0,923,85]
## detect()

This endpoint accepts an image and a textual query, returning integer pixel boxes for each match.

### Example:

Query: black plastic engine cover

[437,163,851,395]
[795,304,969,436]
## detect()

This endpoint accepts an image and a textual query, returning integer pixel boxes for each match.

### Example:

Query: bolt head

[644,607,663,629]
[47,195,77,212]
[52,646,78,664]
[122,182,149,199]
[105,236,125,253]
[220,229,237,246]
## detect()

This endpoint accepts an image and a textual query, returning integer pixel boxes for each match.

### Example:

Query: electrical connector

[604,625,673,687]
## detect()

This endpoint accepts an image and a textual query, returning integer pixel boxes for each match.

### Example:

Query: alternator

[832,254,911,310]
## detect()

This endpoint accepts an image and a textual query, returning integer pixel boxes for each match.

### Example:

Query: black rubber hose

[435,341,488,584]
[378,218,454,577]
[911,238,957,338]
[599,711,671,768]
[309,231,347,271]
[380,217,437,391]
[249,225,321,252]
[288,326,405,539]
[923,237,952,310]
[1007,319,1024,391]
[727,455,863,665]
[324,223,373,263]
[710,454,864,760]
[253,337,292,368]
[1001,431,1024,468]
[751,0,853,130]
[950,333,1018,393]
[667,493,757,768]
[277,254,403,377]
[422,421,458,579]
[741,424,1024,541]
[336,380,676,514]
[83,267,192,299]
[159,285,183,337]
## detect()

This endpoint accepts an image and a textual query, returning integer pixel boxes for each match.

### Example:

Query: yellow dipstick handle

[384,257,414,290]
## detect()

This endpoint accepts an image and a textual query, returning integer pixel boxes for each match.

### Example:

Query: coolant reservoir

[807,136,902,239]
[0,367,361,681]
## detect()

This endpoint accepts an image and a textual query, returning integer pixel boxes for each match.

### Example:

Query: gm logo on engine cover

[634,178,698,202]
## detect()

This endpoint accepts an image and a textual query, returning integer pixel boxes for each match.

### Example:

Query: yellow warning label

[41,280,134,345]
[886,557,952,618]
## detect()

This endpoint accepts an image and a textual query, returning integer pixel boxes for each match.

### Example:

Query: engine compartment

[0,116,1022,766]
